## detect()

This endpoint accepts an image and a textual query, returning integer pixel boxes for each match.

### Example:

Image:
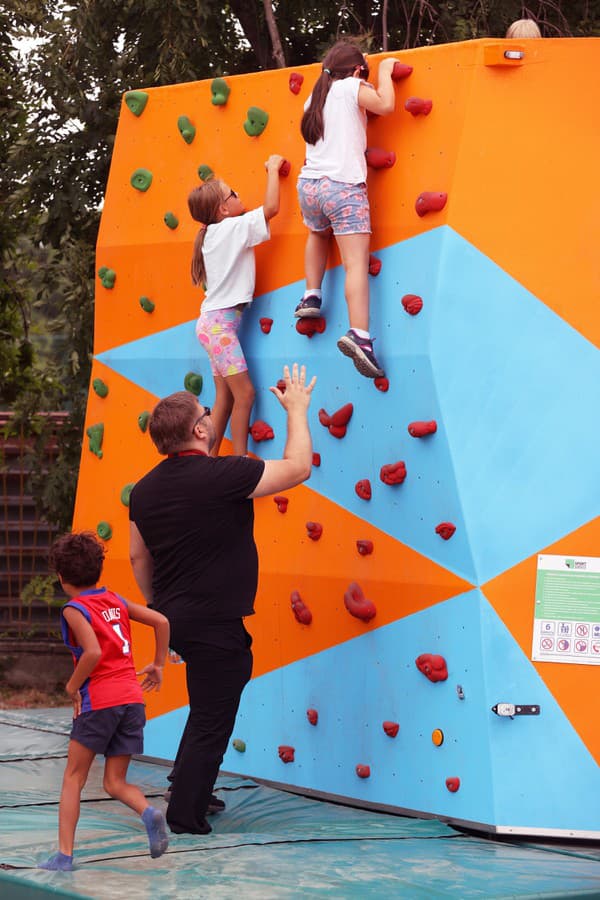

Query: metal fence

[0,412,67,639]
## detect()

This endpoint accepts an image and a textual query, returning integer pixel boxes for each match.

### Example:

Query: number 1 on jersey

[112,622,130,655]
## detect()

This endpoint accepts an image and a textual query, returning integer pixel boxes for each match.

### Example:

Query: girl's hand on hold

[265,154,284,172]
[379,58,399,77]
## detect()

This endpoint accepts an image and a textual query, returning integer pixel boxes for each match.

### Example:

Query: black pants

[166,619,253,833]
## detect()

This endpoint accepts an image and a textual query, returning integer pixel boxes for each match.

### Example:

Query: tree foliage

[2,0,597,531]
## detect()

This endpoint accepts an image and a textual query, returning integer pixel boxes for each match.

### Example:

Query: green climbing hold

[97,266,116,289]
[125,90,149,117]
[164,212,179,230]
[177,115,196,144]
[138,411,150,433]
[243,106,269,137]
[86,422,104,459]
[120,483,135,507]
[197,164,214,182]
[232,738,246,753]
[184,372,203,395]
[96,521,113,541]
[211,77,230,106]
[139,296,155,313]
[130,168,153,192]
[92,378,109,398]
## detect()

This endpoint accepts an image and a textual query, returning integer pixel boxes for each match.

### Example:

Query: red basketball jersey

[61,587,144,712]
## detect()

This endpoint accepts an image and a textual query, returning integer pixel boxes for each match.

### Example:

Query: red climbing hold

[355,479,372,501]
[380,461,407,485]
[374,377,389,392]
[296,316,326,338]
[392,62,413,80]
[306,521,323,541]
[405,96,433,116]
[331,403,353,427]
[274,495,288,513]
[368,254,382,276]
[291,590,312,625]
[356,764,371,779]
[259,317,273,334]
[435,522,456,540]
[276,378,286,393]
[249,420,274,442]
[278,745,295,763]
[415,653,448,683]
[366,147,396,169]
[312,452,321,467]
[344,582,376,621]
[306,708,318,726]
[289,72,304,94]
[356,540,374,556]
[401,294,423,315]
[446,777,460,793]
[383,721,400,738]
[415,191,448,217]
[279,159,291,177]
[319,403,353,439]
[408,420,437,437]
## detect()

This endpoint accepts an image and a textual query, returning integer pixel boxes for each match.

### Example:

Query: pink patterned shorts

[297,177,371,235]
[196,306,248,377]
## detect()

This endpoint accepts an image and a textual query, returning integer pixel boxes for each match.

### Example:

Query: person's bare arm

[129,521,154,605]
[263,154,284,221]
[358,57,398,116]
[249,363,316,498]
[62,607,102,717]
[127,601,170,692]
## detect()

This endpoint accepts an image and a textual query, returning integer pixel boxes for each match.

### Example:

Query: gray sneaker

[337,330,385,379]
[294,295,322,318]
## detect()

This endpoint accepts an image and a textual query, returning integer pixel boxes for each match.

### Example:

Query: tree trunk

[262,0,286,68]
[228,0,271,70]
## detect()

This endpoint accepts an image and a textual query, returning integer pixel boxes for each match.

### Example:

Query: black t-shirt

[129,454,265,622]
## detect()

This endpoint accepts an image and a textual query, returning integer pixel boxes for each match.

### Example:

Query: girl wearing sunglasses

[188,157,284,455]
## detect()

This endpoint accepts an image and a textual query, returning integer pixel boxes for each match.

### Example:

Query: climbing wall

[74,38,600,838]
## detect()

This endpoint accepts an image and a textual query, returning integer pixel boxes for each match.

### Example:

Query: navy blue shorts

[70,703,146,757]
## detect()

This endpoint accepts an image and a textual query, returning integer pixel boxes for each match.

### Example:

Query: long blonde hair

[187,180,226,286]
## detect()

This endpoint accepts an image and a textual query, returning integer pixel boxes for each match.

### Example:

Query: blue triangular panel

[430,227,600,582]
[146,590,600,830]
[219,590,598,831]
[96,227,600,587]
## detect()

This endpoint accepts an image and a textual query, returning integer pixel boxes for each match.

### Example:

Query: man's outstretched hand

[270,363,316,413]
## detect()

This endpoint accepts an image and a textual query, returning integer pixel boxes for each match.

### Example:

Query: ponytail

[301,40,368,145]
[191,226,207,286]
[301,71,332,145]
[187,180,226,287]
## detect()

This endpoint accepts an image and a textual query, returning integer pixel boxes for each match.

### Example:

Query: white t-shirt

[300,77,367,185]
[200,206,270,312]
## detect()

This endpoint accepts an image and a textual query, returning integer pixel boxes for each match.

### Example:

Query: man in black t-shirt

[129,363,316,835]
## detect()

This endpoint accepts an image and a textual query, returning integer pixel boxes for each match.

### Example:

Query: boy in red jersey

[38,532,170,871]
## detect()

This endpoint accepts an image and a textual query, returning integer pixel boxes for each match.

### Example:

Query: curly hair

[50,531,105,588]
